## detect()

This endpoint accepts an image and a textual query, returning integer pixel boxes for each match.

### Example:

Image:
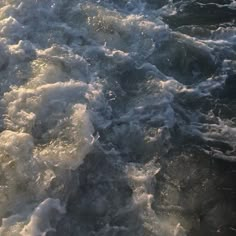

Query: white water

[0,0,236,235]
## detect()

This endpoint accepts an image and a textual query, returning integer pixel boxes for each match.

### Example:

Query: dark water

[0,0,236,235]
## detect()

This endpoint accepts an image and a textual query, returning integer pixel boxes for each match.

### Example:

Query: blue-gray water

[0,0,236,235]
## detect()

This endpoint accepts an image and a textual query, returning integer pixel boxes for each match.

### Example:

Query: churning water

[0,0,236,235]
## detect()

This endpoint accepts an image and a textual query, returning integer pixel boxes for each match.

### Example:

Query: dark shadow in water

[163,0,236,28]
[153,147,236,236]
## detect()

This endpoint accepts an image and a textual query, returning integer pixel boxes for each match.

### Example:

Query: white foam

[0,0,235,235]
[21,198,65,236]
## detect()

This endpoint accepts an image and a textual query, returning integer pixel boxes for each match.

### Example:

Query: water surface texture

[0,0,236,235]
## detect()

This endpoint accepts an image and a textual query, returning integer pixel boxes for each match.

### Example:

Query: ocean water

[0,0,236,235]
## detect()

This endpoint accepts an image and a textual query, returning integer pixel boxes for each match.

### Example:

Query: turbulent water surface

[0,0,236,235]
